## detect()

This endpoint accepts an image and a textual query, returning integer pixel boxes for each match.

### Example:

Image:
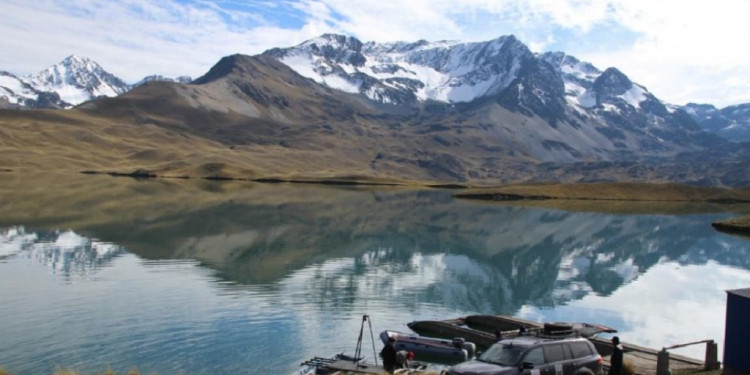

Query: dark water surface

[1,174,749,375]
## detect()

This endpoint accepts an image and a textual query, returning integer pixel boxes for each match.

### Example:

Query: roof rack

[522,323,583,340]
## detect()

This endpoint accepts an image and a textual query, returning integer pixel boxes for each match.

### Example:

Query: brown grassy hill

[0,57,380,180]
[0,107,261,178]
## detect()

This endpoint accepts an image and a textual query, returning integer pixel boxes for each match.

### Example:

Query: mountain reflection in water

[1,174,750,374]
[1,226,124,281]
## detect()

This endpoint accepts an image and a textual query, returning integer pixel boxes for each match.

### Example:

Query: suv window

[569,342,593,359]
[479,342,529,366]
[544,344,567,363]
[523,347,545,365]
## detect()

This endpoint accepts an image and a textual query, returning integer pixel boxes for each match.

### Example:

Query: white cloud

[0,0,314,81]
[0,0,748,106]
[574,0,750,106]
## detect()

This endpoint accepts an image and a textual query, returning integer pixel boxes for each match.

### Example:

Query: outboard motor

[462,341,477,358]
[452,337,476,358]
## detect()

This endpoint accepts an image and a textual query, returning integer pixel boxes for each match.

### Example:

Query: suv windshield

[478,342,529,366]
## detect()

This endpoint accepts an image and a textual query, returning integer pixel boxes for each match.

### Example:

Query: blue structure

[725,288,750,375]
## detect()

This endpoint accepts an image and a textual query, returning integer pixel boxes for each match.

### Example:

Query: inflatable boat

[380,330,476,361]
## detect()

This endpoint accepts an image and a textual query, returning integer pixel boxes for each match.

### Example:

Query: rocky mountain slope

[1,34,749,186]
[134,74,193,87]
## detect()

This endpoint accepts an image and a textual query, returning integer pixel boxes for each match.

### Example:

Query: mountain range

[683,103,750,142]
[0,55,190,109]
[3,36,747,144]
[1,34,749,186]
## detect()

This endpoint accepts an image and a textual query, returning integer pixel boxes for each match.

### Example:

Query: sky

[1,0,749,108]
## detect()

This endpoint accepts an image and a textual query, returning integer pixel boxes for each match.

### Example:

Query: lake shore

[5,169,750,233]
[453,183,750,232]
[453,182,750,203]
[712,216,750,236]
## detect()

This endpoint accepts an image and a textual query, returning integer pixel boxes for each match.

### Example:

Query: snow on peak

[302,33,364,50]
[537,53,657,112]
[62,54,95,66]
[267,34,533,104]
[541,52,599,74]
[3,55,190,109]
[576,90,597,108]
[26,55,130,106]
[0,71,37,105]
[619,84,648,109]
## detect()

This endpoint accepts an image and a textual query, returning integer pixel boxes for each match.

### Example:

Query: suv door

[542,344,570,375]
[520,346,551,375]
[567,340,601,375]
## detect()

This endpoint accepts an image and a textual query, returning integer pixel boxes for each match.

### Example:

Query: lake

[1,174,750,375]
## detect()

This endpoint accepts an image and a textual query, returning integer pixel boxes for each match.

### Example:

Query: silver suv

[445,335,603,375]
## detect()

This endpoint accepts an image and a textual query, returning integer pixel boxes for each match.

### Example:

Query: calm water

[1,175,750,375]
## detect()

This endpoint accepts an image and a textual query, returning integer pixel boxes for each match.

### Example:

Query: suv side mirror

[522,362,534,370]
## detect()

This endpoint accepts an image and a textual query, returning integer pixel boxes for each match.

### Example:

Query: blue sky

[2,0,749,107]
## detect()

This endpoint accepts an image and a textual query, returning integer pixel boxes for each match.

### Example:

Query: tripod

[353,314,379,366]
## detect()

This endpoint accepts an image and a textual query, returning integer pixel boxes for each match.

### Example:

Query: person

[380,336,397,373]
[395,350,413,369]
[608,336,624,375]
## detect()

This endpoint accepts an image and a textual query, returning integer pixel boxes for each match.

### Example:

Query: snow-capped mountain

[265,34,662,110]
[0,56,192,109]
[265,34,534,105]
[682,103,750,142]
[539,52,658,111]
[266,34,720,161]
[25,55,130,107]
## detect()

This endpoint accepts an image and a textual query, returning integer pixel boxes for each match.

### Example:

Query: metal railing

[656,339,720,375]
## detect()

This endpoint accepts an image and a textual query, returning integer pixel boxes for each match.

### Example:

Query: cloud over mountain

[1,1,749,107]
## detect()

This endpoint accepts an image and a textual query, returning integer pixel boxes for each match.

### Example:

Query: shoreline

[452,183,750,203]
[712,217,750,236]
[451,183,750,235]
[4,169,750,234]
